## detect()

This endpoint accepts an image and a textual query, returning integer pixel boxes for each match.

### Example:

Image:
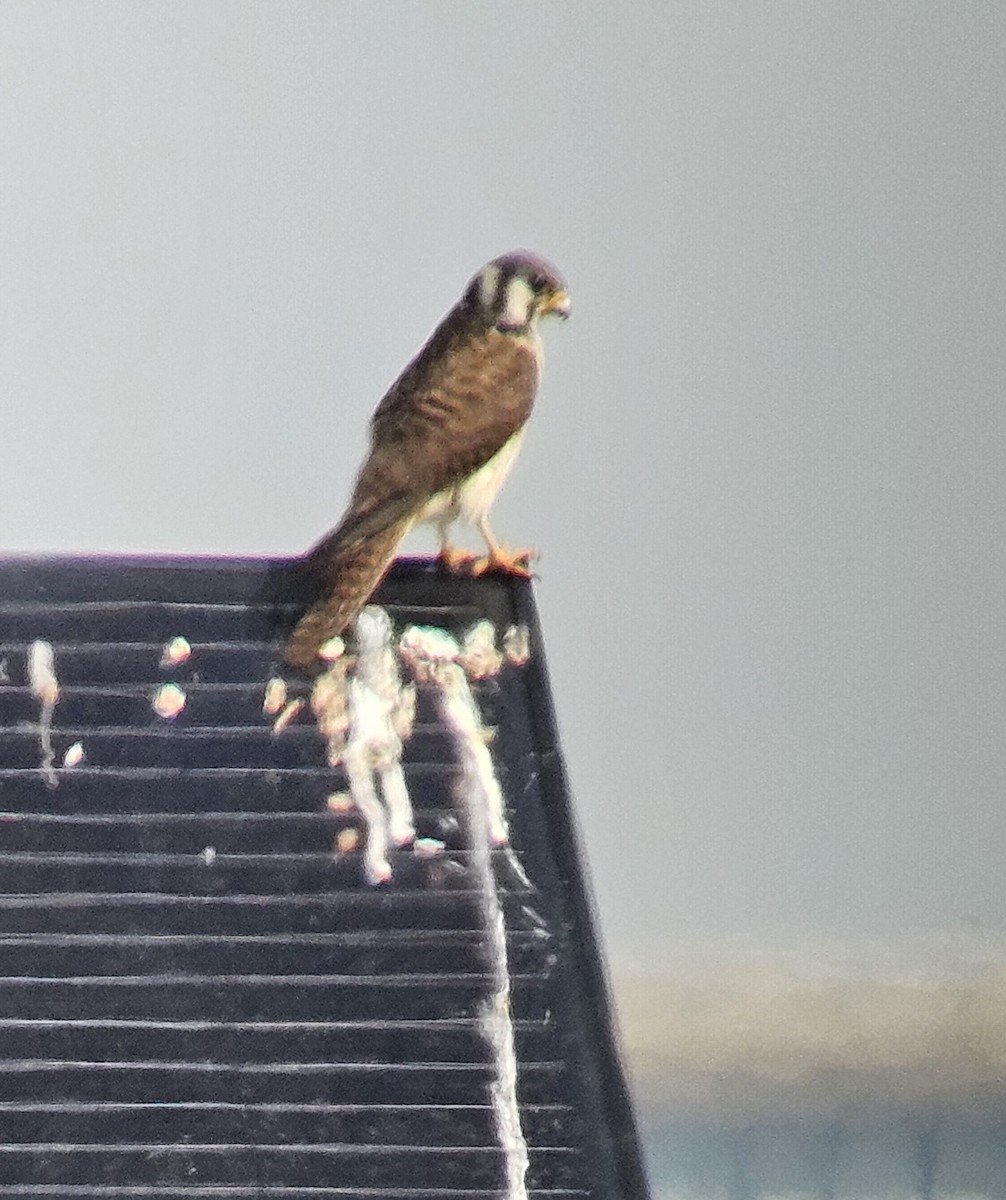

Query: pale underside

[420,426,527,541]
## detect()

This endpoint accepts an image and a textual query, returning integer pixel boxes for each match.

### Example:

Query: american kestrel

[285,250,570,669]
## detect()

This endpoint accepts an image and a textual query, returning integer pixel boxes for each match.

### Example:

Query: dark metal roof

[0,555,649,1199]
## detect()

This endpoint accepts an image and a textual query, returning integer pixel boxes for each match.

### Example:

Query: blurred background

[2,4,1005,1195]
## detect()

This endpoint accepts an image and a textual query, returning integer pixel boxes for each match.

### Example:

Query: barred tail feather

[284,518,411,669]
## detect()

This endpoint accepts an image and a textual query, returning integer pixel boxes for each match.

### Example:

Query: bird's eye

[531,274,547,292]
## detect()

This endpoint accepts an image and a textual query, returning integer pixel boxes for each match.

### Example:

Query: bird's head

[467,250,571,334]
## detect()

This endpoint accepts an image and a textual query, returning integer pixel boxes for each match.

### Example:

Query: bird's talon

[472,547,538,577]
[438,545,478,573]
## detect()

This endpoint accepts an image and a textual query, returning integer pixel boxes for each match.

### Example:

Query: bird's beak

[541,290,571,319]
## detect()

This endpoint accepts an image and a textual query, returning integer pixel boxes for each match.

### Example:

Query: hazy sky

[2,2,1004,967]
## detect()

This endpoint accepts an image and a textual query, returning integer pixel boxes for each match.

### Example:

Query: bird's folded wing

[360,321,538,511]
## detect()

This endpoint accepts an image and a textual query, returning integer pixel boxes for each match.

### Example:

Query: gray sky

[2,2,1004,968]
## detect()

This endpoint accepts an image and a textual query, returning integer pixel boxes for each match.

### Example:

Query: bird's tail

[284,517,412,670]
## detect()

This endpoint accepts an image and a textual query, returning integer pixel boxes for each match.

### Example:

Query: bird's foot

[472,545,538,578]
[438,543,478,573]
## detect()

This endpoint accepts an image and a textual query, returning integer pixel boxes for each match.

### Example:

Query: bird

[285,249,570,670]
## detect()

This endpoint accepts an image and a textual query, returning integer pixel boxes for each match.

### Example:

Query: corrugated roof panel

[0,556,648,1198]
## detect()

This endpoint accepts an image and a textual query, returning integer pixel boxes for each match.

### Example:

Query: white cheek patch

[478,264,501,311]
[500,276,535,330]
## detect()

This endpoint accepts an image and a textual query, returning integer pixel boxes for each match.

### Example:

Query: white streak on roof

[271,697,305,734]
[28,640,59,789]
[62,741,85,769]
[400,624,527,1196]
[399,624,508,844]
[28,640,59,707]
[458,619,503,680]
[437,661,507,846]
[335,827,360,854]
[318,635,345,662]
[159,637,191,668]
[391,679,416,743]
[480,892,530,1200]
[310,658,351,763]
[151,682,186,720]
[307,610,518,886]
[502,624,531,666]
[339,607,416,885]
[399,625,459,683]
[262,677,287,716]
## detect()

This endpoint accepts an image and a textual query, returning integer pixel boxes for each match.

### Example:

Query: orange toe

[472,546,538,578]
[438,545,478,573]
